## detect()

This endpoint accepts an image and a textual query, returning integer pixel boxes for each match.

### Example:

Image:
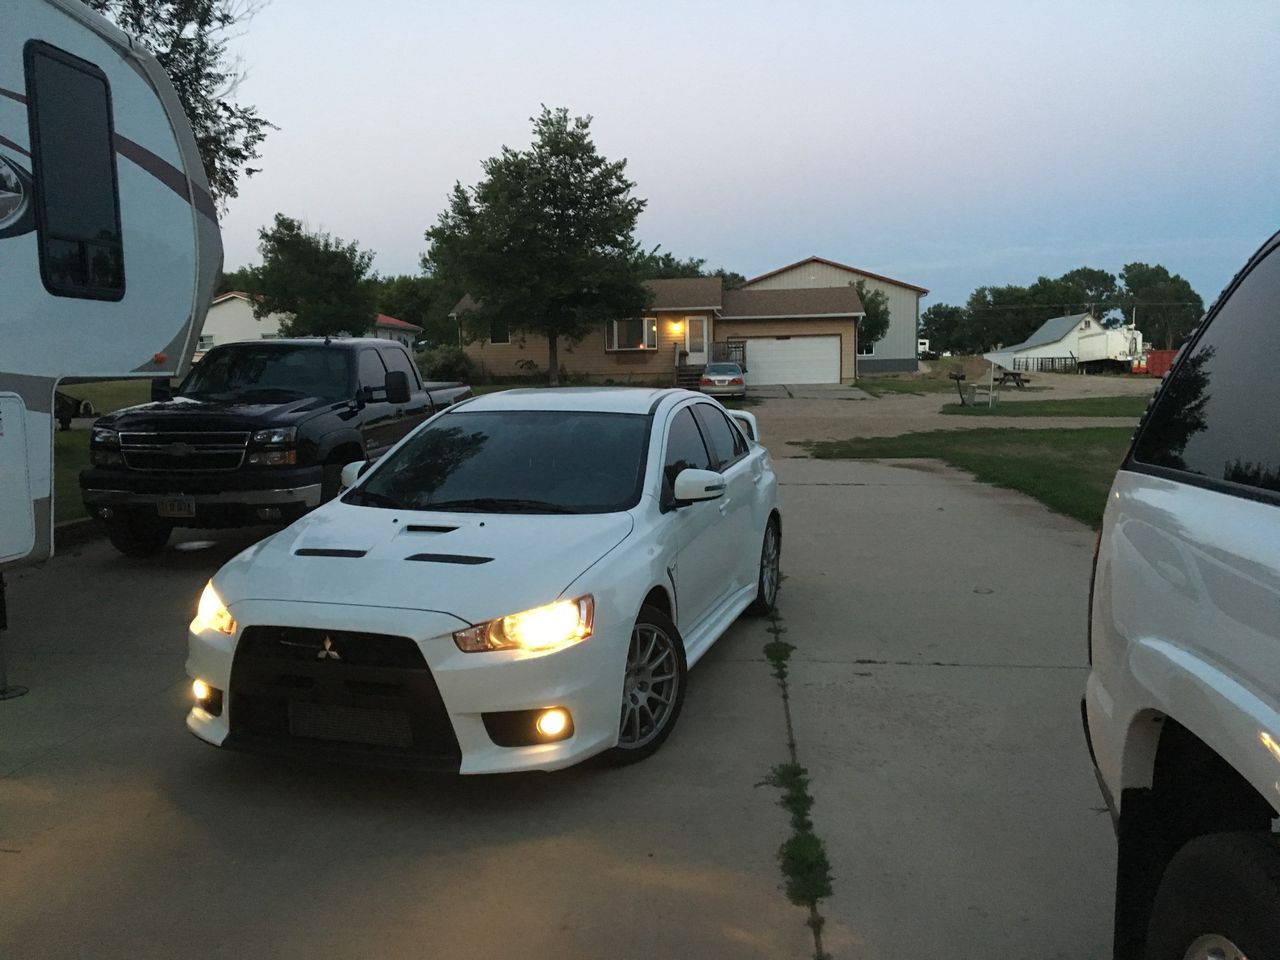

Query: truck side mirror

[150,378,173,402]
[384,370,411,405]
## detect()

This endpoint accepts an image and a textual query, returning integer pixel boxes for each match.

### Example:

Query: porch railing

[710,340,747,368]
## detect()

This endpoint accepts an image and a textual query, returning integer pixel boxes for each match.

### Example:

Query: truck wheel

[104,513,171,558]
[321,463,343,502]
[1144,832,1280,960]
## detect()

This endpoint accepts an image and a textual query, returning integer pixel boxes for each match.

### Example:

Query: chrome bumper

[83,484,323,508]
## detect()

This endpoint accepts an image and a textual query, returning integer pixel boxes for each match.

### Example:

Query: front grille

[119,431,248,472]
[227,626,460,768]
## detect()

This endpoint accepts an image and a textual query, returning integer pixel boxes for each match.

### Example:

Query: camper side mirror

[150,379,173,402]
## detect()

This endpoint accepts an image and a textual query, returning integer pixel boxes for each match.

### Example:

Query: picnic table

[993,368,1031,389]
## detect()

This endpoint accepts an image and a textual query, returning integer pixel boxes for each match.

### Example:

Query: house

[984,313,1144,373]
[452,276,867,385]
[738,256,930,373]
[200,292,422,354]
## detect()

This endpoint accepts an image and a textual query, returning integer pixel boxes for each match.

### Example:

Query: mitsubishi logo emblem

[317,636,341,660]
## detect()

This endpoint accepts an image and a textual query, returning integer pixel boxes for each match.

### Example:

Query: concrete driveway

[0,457,1113,959]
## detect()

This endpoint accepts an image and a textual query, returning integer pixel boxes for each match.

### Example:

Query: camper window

[24,42,124,301]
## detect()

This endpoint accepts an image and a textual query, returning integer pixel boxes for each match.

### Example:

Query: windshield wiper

[424,497,581,514]
[345,489,407,510]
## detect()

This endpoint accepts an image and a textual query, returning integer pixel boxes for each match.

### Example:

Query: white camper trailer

[1,0,222,574]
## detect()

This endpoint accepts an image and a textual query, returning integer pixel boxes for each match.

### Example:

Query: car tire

[104,512,172,558]
[747,516,781,616]
[1144,831,1280,960]
[604,604,688,766]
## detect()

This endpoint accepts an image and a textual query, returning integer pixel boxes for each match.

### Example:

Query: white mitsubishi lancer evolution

[186,388,781,773]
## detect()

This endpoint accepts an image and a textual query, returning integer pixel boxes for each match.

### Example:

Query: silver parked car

[698,362,747,398]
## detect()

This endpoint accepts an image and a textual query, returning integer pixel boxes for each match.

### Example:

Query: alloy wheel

[1182,934,1248,960]
[761,522,780,607]
[618,623,680,749]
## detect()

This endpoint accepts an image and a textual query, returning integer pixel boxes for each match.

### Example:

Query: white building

[200,293,422,355]
[739,256,930,373]
[985,313,1144,373]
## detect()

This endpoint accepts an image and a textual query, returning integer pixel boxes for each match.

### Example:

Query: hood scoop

[405,553,493,565]
[405,524,458,534]
[294,548,368,558]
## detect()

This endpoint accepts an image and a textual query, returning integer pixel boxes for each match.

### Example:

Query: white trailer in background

[1,0,222,696]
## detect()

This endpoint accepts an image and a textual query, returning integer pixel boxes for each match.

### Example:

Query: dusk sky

[219,0,1279,307]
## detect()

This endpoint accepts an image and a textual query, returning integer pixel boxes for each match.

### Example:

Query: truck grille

[119,431,249,472]
[227,626,462,768]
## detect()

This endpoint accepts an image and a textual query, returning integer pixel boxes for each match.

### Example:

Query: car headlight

[91,426,119,446]
[453,596,593,653]
[252,426,297,446]
[191,581,237,635]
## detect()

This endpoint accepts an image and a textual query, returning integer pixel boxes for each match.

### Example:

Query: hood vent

[405,553,492,565]
[295,548,368,558]
[405,525,458,534]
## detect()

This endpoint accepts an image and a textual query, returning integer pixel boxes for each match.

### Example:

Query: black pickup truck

[80,338,471,556]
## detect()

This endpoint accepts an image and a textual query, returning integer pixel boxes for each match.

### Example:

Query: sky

[218,0,1280,307]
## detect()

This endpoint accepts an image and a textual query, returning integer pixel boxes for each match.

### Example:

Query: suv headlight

[453,596,593,653]
[191,581,237,635]
[252,426,297,446]
[91,426,119,446]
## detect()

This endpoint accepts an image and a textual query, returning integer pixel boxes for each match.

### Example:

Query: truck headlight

[191,582,237,635]
[91,426,119,446]
[252,426,297,446]
[453,596,593,653]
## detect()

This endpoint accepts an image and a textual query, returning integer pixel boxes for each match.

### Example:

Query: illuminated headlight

[91,426,119,446]
[191,581,237,635]
[453,596,594,653]
[252,426,297,446]
[247,449,297,465]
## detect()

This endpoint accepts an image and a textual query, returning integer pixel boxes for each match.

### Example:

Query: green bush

[417,345,476,383]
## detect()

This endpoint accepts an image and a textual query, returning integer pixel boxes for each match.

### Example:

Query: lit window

[607,317,657,351]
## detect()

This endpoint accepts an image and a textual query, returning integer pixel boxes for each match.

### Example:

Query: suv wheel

[104,512,171,558]
[604,605,687,765]
[1145,832,1280,959]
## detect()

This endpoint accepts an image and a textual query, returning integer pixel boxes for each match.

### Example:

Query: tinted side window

[380,346,420,388]
[358,349,388,391]
[25,42,124,300]
[1133,247,1280,496]
[692,404,746,469]
[664,408,712,488]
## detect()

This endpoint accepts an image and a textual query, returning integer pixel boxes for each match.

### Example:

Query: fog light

[536,708,570,738]
[192,679,210,701]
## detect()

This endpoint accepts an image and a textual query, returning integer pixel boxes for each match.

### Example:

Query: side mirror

[385,370,411,405]
[730,411,759,442]
[672,468,726,505]
[339,460,369,490]
[150,378,173,402]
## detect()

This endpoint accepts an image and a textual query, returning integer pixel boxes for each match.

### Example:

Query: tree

[425,107,649,385]
[244,214,377,337]
[216,264,254,294]
[84,0,272,213]
[1119,263,1204,349]
[374,274,455,345]
[919,304,967,353]
[635,246,746,288]
[851,279,890,349]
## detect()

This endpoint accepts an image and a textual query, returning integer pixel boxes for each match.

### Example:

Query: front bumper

[186,598,629,774]
[81,465,322,526]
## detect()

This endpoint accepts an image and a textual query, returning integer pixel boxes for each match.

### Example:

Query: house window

[489,318,510,344]
[260,333,278,340]
[25,42,124,300]
[607,317,657,351]
[857,340,875,357]
[1083,319,1092,329]
[197,334,214,350]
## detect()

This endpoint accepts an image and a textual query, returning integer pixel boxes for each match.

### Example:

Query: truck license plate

[157,496,196,519]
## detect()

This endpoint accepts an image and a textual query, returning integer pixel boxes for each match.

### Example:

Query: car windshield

[346,409,650,513]
[705,363,741,376]
[178,345,351,401]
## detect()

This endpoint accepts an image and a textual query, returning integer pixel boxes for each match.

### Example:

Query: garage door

[743,335,841,385]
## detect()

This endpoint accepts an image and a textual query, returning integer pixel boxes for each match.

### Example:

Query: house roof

[212,290,251,304]
[721,286,864,319]
[374,313,422,332]
[645,277,723,310]
[741,256,929,295]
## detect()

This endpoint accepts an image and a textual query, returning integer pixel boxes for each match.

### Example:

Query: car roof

[211,338,395,351]
[457,387,697,415]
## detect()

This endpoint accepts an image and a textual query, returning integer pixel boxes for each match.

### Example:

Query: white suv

[1086,229,1280,959]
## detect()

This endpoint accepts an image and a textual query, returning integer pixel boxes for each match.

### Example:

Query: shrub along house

[452,275,868,385]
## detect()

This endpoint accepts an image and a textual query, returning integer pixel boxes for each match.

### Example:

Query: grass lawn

[61,378,151,415]
[854,377,960,398]
[54,429,91,523]
[802,426,1134,528]
[940,395,1149,418]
